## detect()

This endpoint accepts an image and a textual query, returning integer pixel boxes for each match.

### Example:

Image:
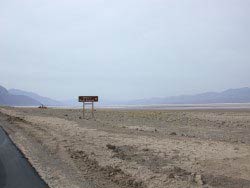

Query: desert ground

[0,107,249,188]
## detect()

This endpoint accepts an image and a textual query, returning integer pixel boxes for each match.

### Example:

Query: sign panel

[79,96,98,102]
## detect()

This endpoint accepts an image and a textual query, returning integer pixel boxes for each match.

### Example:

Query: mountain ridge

[9,89,62,106]
[1,85,250,107]
[126,87,250,105]
[0,86,41,106]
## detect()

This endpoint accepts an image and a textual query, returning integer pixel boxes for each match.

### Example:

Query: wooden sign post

[78,96,98,119]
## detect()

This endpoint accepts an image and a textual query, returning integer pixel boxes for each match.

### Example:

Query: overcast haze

[1,0,250,101]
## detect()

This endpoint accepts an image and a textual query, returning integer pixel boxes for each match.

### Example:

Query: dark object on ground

[38,104,47,109]
[170,132,177,136]
[106,144,116,150]
[0,127,49,188]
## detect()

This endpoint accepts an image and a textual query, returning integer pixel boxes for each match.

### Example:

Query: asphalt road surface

[0,126,49,188]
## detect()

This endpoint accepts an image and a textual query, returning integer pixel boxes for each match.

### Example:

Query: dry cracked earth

[0,107,249,188]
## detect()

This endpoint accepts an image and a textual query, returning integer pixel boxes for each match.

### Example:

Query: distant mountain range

[0,85,41,106]
[0,85,62,106]
[9,89,62,106]
[1,85,250,107]
[126,87,250,105]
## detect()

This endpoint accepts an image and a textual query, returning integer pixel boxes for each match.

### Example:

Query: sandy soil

[0,107,250,188]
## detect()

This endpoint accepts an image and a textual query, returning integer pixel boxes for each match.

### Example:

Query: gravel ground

[0,107,250,188]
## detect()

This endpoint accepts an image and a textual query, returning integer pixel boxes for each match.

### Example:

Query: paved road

[0,127,49,188]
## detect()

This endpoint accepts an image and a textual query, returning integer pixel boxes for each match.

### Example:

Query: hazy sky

[1,0,250,100]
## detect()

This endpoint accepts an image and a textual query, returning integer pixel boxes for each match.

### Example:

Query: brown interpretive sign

[79,96,98,102]
[78,96,98,119]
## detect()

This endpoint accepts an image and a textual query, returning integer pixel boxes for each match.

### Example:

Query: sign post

[78,96,98,119]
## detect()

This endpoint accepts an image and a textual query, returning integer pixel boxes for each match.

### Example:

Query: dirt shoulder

[0,107,250,188]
